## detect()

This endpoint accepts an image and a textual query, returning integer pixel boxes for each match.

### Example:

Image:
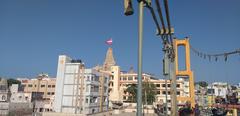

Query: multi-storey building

[101,47,188,112]
[18,74,56,112]
[107,65,186,112]
[10,84,32,103]
[19,74,56,100]
[0,78,10,102]
[0,78,10,115]
[208,82,229,98]
[54,55,109,115]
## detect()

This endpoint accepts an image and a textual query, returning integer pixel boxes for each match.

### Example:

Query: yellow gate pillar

[173,38,195,108]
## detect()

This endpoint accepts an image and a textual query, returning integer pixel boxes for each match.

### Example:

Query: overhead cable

[190,45,240,62]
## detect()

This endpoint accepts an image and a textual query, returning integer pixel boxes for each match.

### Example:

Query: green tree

[143,81,156,105]
[7,78,21,87]
[125,84,137,102]
[197,81,208,88]
[125,81,157,105]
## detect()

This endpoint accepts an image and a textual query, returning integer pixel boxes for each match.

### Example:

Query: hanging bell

[124,0,134,16]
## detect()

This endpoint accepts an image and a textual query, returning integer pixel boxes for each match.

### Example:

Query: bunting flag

[105,38,113,45]
[215,56,218,61]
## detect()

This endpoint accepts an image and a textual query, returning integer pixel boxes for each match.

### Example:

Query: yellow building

[19,73,56,100]
[101,47,188,108]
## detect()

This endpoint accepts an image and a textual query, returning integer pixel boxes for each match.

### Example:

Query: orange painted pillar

[174,38,195,108]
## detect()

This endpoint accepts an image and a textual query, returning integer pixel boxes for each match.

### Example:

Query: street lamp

[124,0,146,115]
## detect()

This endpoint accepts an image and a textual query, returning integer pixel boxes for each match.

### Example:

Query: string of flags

[190,45,240,62]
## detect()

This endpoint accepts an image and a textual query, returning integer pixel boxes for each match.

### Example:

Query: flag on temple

[105,38,113,45]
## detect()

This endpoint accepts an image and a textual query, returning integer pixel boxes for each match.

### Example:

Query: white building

[208,82,229,98]
[10,84,32,103]
[54,55,109,114]
[0,78,10,115]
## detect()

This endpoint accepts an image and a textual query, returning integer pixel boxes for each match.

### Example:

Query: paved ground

[112,112,157,116]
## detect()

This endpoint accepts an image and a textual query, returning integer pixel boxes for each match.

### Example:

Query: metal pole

[163,50,169,116]
[137,1,144,116]
[170,58,177,116]
[165,75,168,115]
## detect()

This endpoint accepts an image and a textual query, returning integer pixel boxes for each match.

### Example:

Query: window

[177,84,180,88]
[18,96,22,99]
[168,91,170,95]
[123,96,127,100]
[167,84,171,87]
[123,77,127,80]
[157,91,160,95]
[52,85,55,88]
[162,84,166,87]
[48,85,51,88]
[128,76,133,80]
[156,84,160,87]
[86,76,90,81]
[2,95,6,100]
[34,85,37,87]
[162,91,166,95]
[41,85,45,88]
[47,92,51,95]
[28,84,32,87]
[177,91,180,95]
[22,85,26,87]
[85,98,88,103]
[134,77,137,80]
[52,92,55,95]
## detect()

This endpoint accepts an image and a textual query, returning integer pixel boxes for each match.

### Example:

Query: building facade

[0,78,10,115]
[18,74,56,112]
[54,55,109,114]
[10,84,32,103]
[19,74,56,100]
[98,47,189,112]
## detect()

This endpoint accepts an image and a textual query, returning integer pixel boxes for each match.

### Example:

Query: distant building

[19,73,56,100]
[194,83,208,107]
[0,79,33,116]
[54,55,109,114]
[9,84,33,116]
[10,84,32,103]
[18,73,56,112]
[0,78,10,115]
[209,82,229,98]
[95,47,188,115]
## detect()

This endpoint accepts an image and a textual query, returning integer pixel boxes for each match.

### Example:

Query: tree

[7,78,21,87]
[197,81,208,88]
[125,84,137,102]
[143,81,156,105]
[125,81,157,105]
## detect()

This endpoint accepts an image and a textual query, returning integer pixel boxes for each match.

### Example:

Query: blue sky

[0,0,239,84]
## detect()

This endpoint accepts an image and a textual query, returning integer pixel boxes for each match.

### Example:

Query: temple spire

[103,47,116,70]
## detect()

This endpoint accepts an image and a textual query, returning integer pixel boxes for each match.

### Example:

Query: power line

[145,4,164,42]
[190,45,240,62]
[163,0,173,44]
[144,0,173,45]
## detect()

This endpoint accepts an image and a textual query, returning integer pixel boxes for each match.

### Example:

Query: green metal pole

[137,1,144,116]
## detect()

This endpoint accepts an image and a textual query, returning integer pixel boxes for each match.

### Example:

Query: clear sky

[0,0,239,84]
